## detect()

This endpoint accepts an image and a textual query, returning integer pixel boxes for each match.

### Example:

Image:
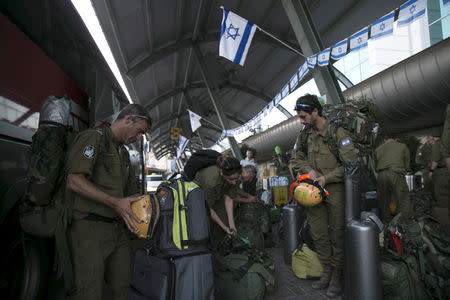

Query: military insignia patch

[341,138,351,147]
[83,145,95,159]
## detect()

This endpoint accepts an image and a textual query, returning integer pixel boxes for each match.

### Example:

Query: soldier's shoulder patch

[341,138,351,147]
[83,145,95,159]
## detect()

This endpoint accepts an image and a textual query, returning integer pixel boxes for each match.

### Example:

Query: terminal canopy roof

[1,0,404,157]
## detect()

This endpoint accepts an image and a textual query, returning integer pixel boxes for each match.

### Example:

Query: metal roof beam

[127,32,300,78]
[145,81,275,111]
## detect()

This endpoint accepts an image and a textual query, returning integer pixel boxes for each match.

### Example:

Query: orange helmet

[290,174,329,207]
[131,194,160,239]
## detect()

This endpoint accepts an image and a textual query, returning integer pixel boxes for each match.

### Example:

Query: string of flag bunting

[186,0,429,148]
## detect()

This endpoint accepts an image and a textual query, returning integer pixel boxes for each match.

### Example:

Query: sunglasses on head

[131,115,149,120]
[294,103,314,111]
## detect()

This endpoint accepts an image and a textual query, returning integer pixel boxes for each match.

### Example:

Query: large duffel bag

[214,252,275,300]
[380,250,427,300]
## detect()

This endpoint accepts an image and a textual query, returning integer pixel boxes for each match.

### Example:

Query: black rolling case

[129,249,175,300]
[129,249,214,300]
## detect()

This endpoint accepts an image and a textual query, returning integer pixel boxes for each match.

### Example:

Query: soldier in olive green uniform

[429,137,450,222]
[375,137,410,223]
[66,104,151,300]
[290,94,358,298]
[195,165,239,248]
[415,136,434,192]
[194,156,256,250]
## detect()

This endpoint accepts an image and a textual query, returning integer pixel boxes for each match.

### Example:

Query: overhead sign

[170,127,180,140]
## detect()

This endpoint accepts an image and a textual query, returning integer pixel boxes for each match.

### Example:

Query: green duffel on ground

[214,253,275,300]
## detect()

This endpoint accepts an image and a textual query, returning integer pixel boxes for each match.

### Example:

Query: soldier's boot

[311,264,332,290]
[326,267,342,298]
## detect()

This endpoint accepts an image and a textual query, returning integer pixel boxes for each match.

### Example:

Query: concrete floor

[265,246,333,300]
[46,234,339,300]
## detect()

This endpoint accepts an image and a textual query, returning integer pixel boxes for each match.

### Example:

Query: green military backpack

[295,100,380,190]
[383,213,450,299]
[20,96,76,237]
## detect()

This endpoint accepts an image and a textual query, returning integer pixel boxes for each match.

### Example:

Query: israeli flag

[317,48,331,66]
[289,73,299,91]
[177,135,189,158]
[445,0,450,6]
[273,94,281,106]
[219,8,257,66]
[307,54,317,68]
[370,11,395,39]
[397,0,427,26]
[187,109,202,132]
[349,27,368,51]
[298,61,309,82]
[281,84,290,99]
[331,39,348,60]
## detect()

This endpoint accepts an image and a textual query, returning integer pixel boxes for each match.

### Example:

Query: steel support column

[282,0,344,104]
[193,45,242,160]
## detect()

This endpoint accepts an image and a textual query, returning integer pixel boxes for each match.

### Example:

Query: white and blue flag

[298,61,309,82]
[445,0,450,6]
[370,11,395,39]
[317,48,331,66]
[331,39,348,60]
[273,93,282,106]
[307,54,317,68]
[187,109,202,132]
[281,84,290,99]
[289,73,299,91]
[176,135,189,158]
[349,27,369,51]
[397,0,427,26]
[219,8,257,66]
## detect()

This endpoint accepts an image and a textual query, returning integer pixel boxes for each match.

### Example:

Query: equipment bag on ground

[383,213,450,299]
[292,244,323,279]
[153,176,210,257]
[214,252,275,300]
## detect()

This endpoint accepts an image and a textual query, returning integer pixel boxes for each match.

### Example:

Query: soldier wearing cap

[375,135,411,223]
[289,94,358,298]
[66,104,151,300]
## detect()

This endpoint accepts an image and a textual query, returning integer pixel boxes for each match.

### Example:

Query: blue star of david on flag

[349,27,368,52]
[226,24,240,39]
[219,7,257,66]
[307,54,317,68]
[397,0,426,26]
[331,39,348,60]
[370,11,395,39]
[317,48,331,66]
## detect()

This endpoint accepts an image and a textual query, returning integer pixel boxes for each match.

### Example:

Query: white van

[146,174,164,192]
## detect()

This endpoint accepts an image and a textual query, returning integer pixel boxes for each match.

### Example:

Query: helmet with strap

[289,174,329,206]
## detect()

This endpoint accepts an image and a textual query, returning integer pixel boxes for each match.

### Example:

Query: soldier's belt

[84,213,120,223]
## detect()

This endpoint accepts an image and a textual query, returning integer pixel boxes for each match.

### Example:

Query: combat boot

[326,267,342,298]
[311,264,332,290]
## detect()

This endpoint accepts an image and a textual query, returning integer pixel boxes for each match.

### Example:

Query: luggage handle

[363,213,384,232]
